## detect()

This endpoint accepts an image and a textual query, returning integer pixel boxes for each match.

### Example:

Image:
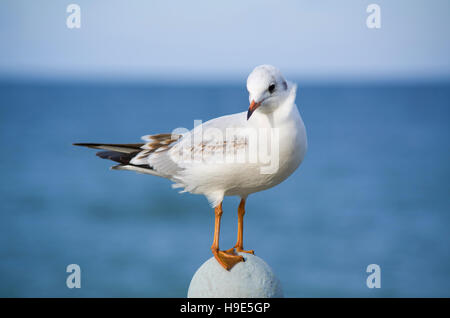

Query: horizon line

[1,73,450,86]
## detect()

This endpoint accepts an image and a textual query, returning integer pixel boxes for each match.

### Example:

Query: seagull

[74,65,307,270]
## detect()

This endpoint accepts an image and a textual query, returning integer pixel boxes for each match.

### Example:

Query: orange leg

[211,202,244,270]
[235,198,254,254]
[225,198,254,255]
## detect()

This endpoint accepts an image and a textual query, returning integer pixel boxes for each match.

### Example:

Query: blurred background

[0,0,449,297]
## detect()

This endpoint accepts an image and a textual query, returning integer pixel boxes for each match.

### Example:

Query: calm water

[0,81,449,297]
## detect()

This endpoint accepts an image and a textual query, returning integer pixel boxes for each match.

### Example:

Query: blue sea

[0,81,449,297]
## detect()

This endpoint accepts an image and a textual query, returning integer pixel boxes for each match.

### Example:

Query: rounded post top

[188,253,283,298]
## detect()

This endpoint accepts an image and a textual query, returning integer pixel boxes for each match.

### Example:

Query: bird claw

[212,249,244,270]
[226,247,255,255]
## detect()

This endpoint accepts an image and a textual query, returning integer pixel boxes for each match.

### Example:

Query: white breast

[222,100,307,196]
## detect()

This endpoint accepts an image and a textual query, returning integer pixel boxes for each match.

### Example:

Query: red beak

[247,100,261,120]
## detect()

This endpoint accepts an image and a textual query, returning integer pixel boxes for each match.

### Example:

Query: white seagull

[74,65,307,270]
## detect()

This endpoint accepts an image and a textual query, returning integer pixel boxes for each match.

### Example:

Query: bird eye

[268,84,276,94]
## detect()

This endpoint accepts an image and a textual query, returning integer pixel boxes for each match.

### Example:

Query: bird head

[246,65,290,120]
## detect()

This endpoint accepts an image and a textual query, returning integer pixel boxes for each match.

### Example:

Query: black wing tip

[73,143,144,148]
[96,150,126,161]
[73,143,99,148]
[96,150,148,167]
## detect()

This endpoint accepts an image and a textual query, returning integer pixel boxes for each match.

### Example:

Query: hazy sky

[1,0,449,81]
